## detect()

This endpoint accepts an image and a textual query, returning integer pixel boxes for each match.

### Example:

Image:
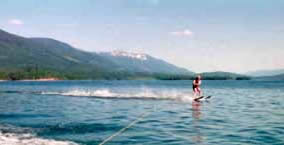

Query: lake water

[0,80,284,145]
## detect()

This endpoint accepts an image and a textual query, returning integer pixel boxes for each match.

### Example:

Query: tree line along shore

[0,67,251,81]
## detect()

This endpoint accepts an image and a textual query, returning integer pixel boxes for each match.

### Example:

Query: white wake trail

[41,88,197,102]
[0,132,78,145]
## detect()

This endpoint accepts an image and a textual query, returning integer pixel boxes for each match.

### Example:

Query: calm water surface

[0,80,284,145]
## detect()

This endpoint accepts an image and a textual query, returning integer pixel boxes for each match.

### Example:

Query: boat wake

[0,125,78,145]
[41,89,199,102]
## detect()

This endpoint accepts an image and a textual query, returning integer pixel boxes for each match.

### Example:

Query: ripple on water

[1,80,284,145]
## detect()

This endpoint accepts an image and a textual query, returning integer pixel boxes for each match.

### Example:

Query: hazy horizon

[1,0,283,73]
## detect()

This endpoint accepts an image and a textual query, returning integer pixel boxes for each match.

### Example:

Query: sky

[0,0,284,73]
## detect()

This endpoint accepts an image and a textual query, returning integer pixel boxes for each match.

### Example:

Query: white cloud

[8,19,24,25]
[170,29,193,37]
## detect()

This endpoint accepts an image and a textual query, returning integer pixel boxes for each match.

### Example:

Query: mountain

[0,29,193,80]
[246,69,284,77]
[0,29,122,79]
[200,71,250,80]
[0,29,251,80]
[254,73,284,80]
[98,51,193,75]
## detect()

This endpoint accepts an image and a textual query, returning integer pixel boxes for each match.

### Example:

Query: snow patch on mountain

[109,50,148,61]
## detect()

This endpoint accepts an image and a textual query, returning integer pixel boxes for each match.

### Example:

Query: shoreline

[0,78,258,82]
[0,78,60,82]
[20,78,60,81]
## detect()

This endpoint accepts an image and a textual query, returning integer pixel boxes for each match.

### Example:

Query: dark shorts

[193,85,200,91]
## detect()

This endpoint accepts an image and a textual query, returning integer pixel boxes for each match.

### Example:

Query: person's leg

[193,88,197,98]
[197,88,202,96]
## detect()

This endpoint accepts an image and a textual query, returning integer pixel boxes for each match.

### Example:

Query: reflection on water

[192,101,204,144]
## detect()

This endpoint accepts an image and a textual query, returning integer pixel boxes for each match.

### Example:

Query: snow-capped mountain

[0,28,194,79]
[99,51,193,75]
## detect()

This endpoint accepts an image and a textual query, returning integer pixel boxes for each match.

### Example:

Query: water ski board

[194,96,212,102]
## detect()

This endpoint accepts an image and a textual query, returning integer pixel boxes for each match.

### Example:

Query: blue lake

[0,80,284,145]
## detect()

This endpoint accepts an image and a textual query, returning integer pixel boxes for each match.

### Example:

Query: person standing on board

[192,75,202,97]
